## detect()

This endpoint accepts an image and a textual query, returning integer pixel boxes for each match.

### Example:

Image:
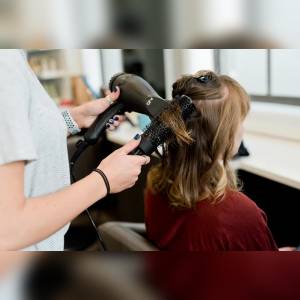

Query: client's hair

[147,70,250,208]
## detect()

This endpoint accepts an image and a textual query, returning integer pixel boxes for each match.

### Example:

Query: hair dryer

[84,73,169,145]
[71,73,195,163]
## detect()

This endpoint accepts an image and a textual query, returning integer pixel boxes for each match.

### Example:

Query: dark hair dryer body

[84,73,169,145]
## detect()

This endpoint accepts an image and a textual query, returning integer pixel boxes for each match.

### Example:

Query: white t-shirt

[0,50,70,251]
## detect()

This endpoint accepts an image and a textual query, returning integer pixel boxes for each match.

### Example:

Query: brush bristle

[142,119,173,148]
[142,95,195,148]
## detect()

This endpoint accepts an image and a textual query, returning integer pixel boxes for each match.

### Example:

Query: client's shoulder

[223,190,263,214]
[225,189,251,201]
[226,189,254,201]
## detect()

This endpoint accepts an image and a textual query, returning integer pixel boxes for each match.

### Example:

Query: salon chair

[96,222,158,251]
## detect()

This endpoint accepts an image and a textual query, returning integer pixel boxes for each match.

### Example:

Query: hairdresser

[0,50,150,251]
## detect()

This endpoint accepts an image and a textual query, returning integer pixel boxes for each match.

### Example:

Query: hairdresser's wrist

[86,172,108,201]
[69,106,85,129]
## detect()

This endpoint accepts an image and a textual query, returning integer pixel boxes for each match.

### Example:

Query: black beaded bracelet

[93,169,111,195]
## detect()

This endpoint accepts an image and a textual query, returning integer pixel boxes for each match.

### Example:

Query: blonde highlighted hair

[147,70,250,208]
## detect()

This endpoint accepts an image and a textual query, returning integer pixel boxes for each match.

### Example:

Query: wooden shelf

[26,50,84,104]
[37,70,70,81]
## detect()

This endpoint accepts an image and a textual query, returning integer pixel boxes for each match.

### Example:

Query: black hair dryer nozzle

[109,73,169,118]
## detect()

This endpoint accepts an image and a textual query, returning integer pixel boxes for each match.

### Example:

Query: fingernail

[106,124,111,129]
[108,119,114,124]
[133,134,140,140]
[113,116,119,121]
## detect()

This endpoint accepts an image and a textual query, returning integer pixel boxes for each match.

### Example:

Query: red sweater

[145,190,278,251]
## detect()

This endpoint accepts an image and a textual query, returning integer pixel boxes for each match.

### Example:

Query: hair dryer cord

[70,140,107,252]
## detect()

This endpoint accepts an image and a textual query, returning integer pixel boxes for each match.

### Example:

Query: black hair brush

[131,95,196,156]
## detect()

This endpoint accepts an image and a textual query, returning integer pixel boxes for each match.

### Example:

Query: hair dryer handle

[84,102,125,145]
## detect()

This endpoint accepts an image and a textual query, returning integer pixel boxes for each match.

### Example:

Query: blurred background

[21,49,300,251]
[1,0,300,48]
[1,252,300,300]
[24,49,300,107]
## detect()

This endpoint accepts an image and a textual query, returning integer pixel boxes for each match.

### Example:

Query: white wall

[100,50,124,86]
[256,0,300,47]
[43,0,77,47]
[271,50,300,97]
[80,49,103,95]
[201,0,249,35]
[182,50,215,74]
[163,49,215,99]
[220,49,268,96]
[19,0,108,47]
[169,0,249,46]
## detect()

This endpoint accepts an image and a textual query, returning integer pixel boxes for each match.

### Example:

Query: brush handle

[132,148,145,156]
[130,136,156,156]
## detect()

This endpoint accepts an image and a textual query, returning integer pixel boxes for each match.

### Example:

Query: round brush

[131,95,196,155]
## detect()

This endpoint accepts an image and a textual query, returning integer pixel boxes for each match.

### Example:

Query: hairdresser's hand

[97,137,150,193]
[70,87,125,131]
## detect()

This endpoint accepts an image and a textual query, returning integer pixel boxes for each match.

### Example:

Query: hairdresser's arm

[0,139,150,250]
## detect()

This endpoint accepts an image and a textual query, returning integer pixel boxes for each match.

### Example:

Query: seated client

[144,70,278,251]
